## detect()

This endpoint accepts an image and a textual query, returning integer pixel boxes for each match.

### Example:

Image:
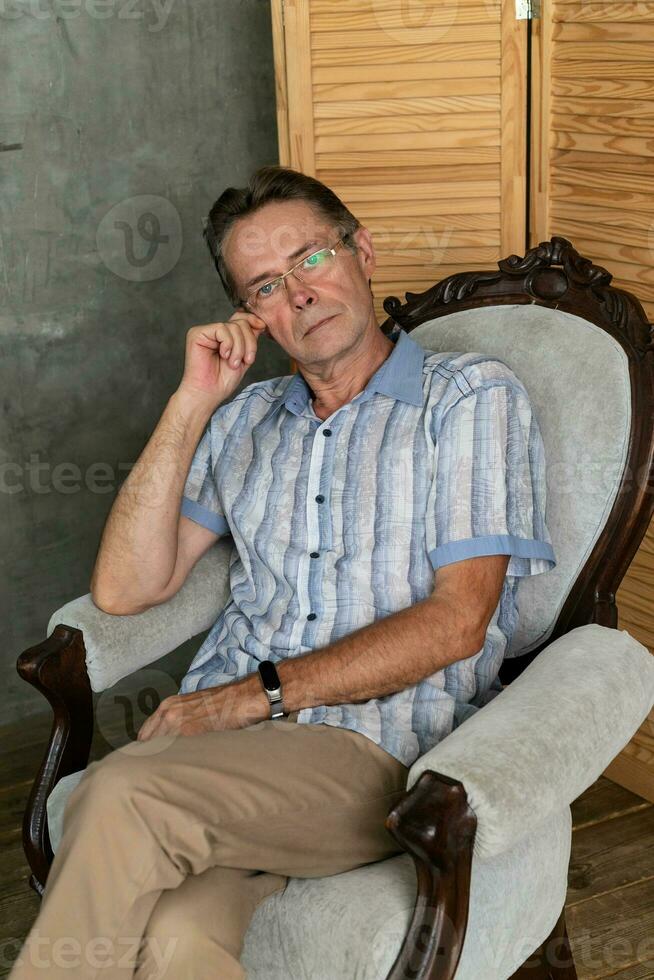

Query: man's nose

[284,272,317,308]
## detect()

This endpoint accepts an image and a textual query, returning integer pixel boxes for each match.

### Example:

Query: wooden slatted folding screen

[272,0,527,326]
[531,0,654,800]
[531,0,654,326]
[272,0,654,799]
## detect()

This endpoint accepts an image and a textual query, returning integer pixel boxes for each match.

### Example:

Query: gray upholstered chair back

[408,305,632,657]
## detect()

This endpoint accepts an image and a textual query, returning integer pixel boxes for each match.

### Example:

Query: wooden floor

[1,712,654,978]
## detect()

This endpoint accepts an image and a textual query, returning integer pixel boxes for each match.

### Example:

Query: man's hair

[203,165,363,307]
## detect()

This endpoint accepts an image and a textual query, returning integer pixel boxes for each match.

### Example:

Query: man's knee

[62,740,169,823]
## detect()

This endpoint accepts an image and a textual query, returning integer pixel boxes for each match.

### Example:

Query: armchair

[17,237,654,979]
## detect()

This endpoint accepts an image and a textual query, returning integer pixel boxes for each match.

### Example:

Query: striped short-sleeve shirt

[178,323,556,768]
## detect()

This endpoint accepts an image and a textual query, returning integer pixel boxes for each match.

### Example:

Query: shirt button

[307,613,317,621]
[315,494,325,503]
[310,551,320,558]
[323,429,332,437]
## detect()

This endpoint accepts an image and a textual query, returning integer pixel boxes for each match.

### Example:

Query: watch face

[259,660,280,691]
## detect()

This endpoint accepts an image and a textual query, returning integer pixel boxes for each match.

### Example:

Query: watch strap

[258,661,286,719]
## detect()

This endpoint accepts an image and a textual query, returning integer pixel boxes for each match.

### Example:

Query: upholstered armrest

[46,538,234,692]
[407,624,654,860]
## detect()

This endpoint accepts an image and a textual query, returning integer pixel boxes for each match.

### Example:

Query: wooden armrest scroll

[16,624,94,896]
[383,770,477,980]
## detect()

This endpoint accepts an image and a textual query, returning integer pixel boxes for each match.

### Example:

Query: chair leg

[509,907,577,979]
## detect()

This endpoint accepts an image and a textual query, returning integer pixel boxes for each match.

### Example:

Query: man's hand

[136,676,268,741]
[177,309,269,411]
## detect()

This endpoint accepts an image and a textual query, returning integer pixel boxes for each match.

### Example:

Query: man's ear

[352,226,376,282]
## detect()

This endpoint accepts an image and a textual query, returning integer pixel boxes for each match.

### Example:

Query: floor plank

[568,807,654,905]
[602,964,654,980]
[571,776,652,829]
[568,878,654,979]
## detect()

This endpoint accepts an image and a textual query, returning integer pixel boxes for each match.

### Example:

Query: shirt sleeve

[426,376,556,577]
[180,419,231,536]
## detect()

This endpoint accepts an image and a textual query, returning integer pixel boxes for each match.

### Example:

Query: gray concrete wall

[0,0,287,724]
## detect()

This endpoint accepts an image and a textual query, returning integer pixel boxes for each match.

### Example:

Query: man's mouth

[305,315,335,336]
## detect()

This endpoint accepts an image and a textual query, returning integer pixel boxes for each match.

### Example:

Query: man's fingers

[138,707,163,740]
[194,312,268,372]
[234,307,270,337]
[228,312,268,364]
[233,307,267,329]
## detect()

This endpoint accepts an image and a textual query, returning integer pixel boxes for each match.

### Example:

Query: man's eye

[259,280,279,297]
[303,250,326,268]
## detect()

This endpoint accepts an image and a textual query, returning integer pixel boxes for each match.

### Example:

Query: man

[10,165,556,979]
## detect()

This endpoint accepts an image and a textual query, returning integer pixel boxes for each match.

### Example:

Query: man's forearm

[271,596,484,713]
[90,389,215,611]
[227,597,482,725]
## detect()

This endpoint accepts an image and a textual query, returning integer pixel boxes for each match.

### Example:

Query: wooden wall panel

[531,0,654,801]
[272,0,527,326]
[531,0,654,324]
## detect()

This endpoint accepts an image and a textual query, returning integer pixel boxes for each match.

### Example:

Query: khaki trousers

[10,711,409,979]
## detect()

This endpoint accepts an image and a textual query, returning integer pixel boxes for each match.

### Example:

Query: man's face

[222,199,377,366]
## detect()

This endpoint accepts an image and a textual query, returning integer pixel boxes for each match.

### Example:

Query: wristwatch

[257,660,286,719]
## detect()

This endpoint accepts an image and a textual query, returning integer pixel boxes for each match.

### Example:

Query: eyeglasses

[240,236,353,314]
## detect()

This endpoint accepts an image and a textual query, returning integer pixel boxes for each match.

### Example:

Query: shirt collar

[278,324,425,417]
